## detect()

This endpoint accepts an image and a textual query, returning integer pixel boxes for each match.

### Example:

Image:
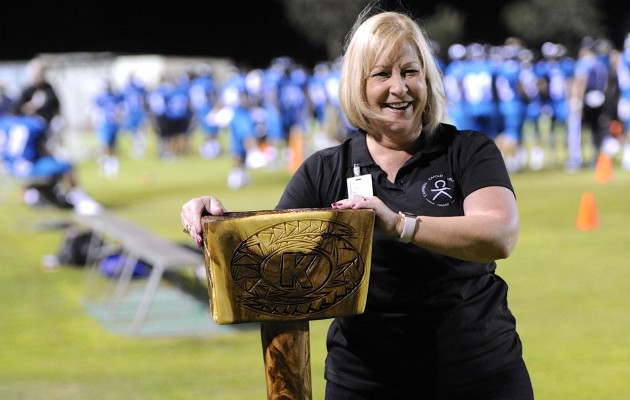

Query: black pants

[583,104,608,154]
[325,357,534,400]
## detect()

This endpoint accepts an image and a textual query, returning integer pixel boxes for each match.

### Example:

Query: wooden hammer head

[201,208,374,324]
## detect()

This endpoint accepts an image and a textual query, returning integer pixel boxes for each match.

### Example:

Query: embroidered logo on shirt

[422,174,456,207]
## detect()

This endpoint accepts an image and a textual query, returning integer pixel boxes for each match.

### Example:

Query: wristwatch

[397,211,418,243]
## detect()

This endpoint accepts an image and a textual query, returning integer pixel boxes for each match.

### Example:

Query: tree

[501,0,603,53]
[279,0,371,60]
[422,5,467,58]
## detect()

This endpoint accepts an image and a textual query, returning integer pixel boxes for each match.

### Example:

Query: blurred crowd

[441,34,630,172]
[2,32,630,211]
[87,56,353,188]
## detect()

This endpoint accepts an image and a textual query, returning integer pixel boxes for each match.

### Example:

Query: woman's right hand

[331,195,400,238]
[181,195,226,248]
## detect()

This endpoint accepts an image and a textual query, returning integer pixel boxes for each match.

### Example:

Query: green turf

[0,130,628,399]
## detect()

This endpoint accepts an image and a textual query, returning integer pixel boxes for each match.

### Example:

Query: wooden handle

[261,321,311,400]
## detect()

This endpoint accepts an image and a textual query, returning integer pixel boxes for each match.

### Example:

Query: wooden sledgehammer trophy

[201,208,375,399]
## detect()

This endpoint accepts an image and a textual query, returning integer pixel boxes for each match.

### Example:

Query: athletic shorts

[30,156,73,178]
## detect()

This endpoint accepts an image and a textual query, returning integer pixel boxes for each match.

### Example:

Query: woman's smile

[381,101,412,110]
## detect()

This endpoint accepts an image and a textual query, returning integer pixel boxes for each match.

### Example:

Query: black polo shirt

[276,123,523,392]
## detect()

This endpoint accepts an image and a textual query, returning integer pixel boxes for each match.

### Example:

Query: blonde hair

[339,11,446,134]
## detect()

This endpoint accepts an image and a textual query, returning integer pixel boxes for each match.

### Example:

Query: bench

[74,211,207,335]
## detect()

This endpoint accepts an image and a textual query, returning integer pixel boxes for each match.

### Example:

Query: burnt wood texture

[201,208,375,400]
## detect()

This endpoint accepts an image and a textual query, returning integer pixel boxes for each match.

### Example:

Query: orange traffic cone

[594,153,613,184]
[287,127,304,175]
[576,192,599,231]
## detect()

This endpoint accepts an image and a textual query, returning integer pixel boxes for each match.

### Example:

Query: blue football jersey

[0,115,47,176]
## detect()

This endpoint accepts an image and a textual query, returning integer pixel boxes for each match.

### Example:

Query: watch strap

[398,212,417,243]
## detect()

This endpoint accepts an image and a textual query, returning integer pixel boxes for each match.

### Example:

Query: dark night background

[1,0,628,67]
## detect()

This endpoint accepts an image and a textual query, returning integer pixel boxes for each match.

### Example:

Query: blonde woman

[182,9,532,400]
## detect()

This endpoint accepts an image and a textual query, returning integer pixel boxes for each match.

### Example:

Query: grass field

[0,131,628,399]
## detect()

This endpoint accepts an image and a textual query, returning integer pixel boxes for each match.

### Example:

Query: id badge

[347,174,373,199]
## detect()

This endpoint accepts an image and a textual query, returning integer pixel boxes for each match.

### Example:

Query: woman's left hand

[332,196,399,237]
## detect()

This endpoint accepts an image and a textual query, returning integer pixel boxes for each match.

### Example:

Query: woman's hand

[181,196,226,248]
[331,187,519,262]
[331,196,400,237]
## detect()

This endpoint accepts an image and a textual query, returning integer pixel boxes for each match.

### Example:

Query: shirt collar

[348,124,453,172]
